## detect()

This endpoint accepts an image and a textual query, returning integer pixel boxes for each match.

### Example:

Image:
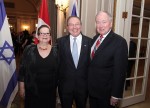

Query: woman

[18,25,58,108]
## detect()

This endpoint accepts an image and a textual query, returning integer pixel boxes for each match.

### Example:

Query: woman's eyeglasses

[39,33,50,36]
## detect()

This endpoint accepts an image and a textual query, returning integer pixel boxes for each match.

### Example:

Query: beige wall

[56,0,114,38]
[80,0,114,38]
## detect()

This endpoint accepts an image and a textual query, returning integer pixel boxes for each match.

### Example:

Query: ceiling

[4,0,150,17]
[26,0,41,11]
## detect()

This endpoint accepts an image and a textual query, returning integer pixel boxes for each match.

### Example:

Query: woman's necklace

[39,46,47,50]
[38,44,48,50]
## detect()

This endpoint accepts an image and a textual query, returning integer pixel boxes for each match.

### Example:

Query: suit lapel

[77,36,87,68]
[64,36,75,67]
[92,31,113,59]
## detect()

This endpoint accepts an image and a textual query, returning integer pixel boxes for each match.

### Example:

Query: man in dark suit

[88,11,128,108]
[57,16,91,108]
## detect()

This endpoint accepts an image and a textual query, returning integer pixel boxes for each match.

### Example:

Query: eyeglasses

[39,33,50,36]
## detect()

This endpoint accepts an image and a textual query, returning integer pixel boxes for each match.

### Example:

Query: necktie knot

[74,37,77,41]
[91,35,103,59]
[99,35,103,40]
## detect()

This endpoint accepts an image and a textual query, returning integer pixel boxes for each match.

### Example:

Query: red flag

[37,0,50,28]
[35,0,50,44]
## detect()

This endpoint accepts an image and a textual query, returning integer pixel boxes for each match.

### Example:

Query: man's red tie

[91,35,103,59]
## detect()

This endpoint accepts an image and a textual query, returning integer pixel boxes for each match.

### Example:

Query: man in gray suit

[57,16,91,108]
[88,11,128,108]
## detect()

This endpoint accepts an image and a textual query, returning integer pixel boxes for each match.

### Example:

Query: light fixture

[9,25,13,28]
[35,24,38,27]
[55,0,69,17]
[22,25,29,30]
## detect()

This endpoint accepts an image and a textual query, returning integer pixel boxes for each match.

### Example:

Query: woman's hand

[19,82,25,98]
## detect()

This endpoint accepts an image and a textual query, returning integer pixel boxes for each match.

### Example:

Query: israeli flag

[0,0,18,108]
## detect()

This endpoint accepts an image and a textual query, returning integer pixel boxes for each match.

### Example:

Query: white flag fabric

[0,0,18,108]
[37,0,50,29]
[69,0,79,16]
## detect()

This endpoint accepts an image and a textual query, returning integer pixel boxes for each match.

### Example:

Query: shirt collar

[70,34,82,40]
[101,29,111,38]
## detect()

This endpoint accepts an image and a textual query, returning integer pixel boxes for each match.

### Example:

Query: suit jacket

[57,34,91,95]
[88,30,128,99]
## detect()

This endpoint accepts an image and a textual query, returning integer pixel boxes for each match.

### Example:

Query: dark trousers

[59,90,87,108]
[89,95,115,108]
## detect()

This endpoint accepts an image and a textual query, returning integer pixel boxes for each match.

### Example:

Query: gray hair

[95,11,113,22]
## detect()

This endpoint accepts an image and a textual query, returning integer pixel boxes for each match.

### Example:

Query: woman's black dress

[19,46,58,108]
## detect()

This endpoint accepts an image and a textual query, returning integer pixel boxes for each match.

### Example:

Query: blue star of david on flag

[0,41,15,65]
[0,0,18,108]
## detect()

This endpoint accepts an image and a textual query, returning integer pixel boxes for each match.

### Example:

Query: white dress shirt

[91,29,111,54]
[70,34,82,60]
